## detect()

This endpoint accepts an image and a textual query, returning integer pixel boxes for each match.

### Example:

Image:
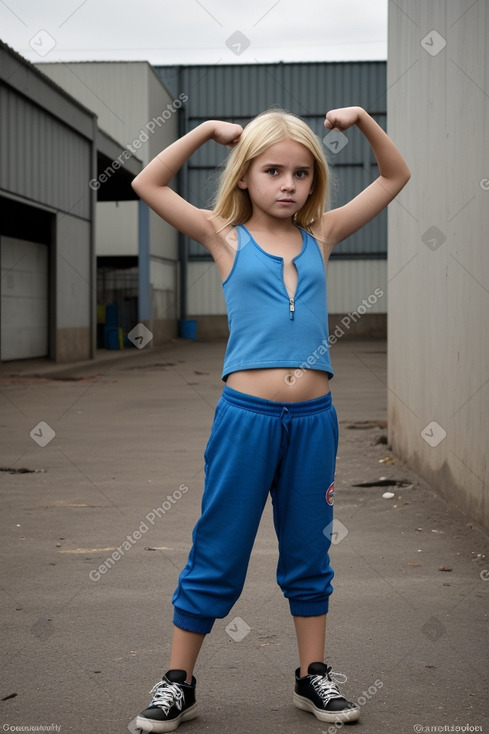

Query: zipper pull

[289,298,295,320]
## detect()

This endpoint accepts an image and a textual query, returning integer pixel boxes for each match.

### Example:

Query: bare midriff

[226,368,330,403]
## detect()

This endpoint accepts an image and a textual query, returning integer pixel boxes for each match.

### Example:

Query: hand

[324,106,364,132]
[211,121,243,147]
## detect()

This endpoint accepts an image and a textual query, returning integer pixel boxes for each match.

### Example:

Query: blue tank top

[221,225,333,381]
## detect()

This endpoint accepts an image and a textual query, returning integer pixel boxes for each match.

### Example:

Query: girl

[131,106,410,732]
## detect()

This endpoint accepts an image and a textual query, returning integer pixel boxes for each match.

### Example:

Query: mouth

[277,198,296,204]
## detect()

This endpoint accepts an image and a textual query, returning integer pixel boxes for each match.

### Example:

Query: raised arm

[320,106,411,250]
[131,120,242,247]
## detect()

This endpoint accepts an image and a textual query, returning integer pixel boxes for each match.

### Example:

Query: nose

[281,175,295,191]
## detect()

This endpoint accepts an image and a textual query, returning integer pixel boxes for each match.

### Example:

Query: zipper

[289,297,295,320]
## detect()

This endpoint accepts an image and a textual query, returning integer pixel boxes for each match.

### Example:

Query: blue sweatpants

[172,386,339,634]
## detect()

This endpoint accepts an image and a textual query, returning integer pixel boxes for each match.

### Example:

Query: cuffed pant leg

[172,397,281,629]
[271,401,339,616]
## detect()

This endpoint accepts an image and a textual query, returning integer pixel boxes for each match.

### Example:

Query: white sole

[136,703,198,733]
[293,693,360,723]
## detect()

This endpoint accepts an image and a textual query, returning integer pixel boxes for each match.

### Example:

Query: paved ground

[0,338,488,734]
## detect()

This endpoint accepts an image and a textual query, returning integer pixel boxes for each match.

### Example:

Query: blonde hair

[213,109,329,229]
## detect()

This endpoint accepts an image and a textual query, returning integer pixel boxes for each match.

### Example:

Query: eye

[265,167,278,175]
[295,170,308,179]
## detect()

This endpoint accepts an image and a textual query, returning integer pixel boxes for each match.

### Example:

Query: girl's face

[238,139,314,222]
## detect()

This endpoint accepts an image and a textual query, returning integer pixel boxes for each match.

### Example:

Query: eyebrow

[261,163,312,169]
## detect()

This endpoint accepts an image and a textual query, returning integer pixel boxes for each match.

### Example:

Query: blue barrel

[104,327,121,349]
[179,319,197,339]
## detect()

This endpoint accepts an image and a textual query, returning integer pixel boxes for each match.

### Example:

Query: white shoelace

[149,680,185,714]
[311,670,348,705]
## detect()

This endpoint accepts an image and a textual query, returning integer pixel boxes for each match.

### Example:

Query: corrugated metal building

[387,0,488,530]
[156,61,388,338]
[2,54,389,362]
[0,41,141,362]
[35,61,183,346]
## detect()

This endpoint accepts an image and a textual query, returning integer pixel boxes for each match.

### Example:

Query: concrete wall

[387,0,489,530]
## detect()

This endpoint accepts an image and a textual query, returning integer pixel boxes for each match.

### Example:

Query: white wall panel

[0,237,48,360]
[96,201,138,256]
[150,260,177,320]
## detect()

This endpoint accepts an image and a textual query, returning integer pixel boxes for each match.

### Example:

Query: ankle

[300,661,322,677]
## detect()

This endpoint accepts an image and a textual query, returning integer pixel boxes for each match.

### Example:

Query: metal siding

[154,62,387,315]
[187,261,226,316]
[155,62,387,260]
[175,61,387,118]
[327,259,386,314]
[1,85,90,219]
[186,258,387,318]
[186,166,220,211]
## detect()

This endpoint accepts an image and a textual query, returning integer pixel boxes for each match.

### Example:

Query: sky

[0,0,387,66]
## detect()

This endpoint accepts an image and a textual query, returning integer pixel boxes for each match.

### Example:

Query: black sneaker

[293,662,360,723]
[136,670,197,733]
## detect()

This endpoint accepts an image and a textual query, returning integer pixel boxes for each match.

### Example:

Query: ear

[237,178,248,190]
